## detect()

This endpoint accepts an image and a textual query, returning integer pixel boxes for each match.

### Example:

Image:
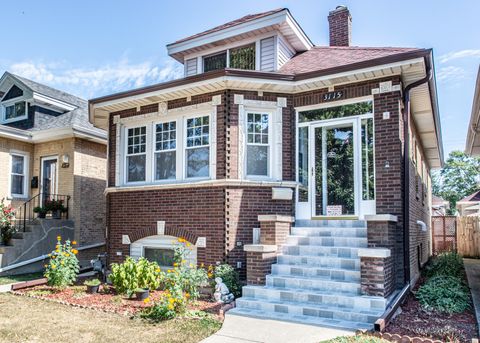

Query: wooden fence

[457,216,480,257]
[431,216,480,257]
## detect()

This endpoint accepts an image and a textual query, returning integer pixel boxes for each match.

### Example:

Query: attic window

[230,44,255,70]
[3,100,27,122]
[203,51,227,73]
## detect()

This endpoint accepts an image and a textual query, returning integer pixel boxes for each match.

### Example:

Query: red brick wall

[328,7,352,47]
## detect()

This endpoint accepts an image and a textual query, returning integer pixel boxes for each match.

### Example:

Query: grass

[0,293,221,343]
[322,336,389,343]
[0,272,43,285]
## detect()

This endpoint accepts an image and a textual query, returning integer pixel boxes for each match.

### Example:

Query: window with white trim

[155,121,176,180]
[246,112,270,177]
[10,153,27,198]
[126,126,147,182]
[186,115,210,178]
[3,100,26,122]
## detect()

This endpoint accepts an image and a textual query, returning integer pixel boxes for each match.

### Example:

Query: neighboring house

[466,65,480,157]
[89,6,443,329]
[0,72,107,273]
[432,195,449,216]
[457,190,480,216]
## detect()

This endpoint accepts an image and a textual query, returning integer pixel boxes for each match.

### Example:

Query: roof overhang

[466,66,480,157]
[166,9,313,63]
[0,124,107,145]
[90,49,443,168]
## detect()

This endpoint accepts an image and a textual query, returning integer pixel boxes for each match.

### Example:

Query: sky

[0,0,479,156]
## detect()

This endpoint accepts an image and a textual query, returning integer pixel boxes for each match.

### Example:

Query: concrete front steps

[230,220,387,331]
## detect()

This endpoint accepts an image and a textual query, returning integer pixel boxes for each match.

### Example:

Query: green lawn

[0,272,43,285]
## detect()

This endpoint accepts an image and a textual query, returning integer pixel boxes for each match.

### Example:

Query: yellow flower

[181,260,186,264]
[167,269,172,273]
[47,253,51,257]
[65,253,70,257]
[61,261,64,266]
[143,297,150,304]
[56,236,61,241]
[200,263,205,268]
[185,292,190,299]
[44,264,48,268]
[72,240,77,245]
[189,264,194,268]
[207,272,213,278]
[51,256,55,259]
[168,304,174,310]
[72,249,78,255]
[155,268,161,273]
[186,242,191,247]
[173,262,178,267]
[51,264,56,269]
[169,298,175,304]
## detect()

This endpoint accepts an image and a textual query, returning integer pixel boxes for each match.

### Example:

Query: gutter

[402,55,433,284]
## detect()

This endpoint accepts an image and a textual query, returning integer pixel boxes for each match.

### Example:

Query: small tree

[433,151,480,214]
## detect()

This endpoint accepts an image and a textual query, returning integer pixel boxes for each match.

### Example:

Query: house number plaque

[322,91,344,102]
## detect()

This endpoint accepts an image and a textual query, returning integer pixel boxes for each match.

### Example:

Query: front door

[312,119,358,217]
[41,157,58,203]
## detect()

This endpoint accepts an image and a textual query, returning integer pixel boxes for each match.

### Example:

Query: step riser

[295,220,366,228]
[236,299,379,324]
[286,236,368,247]
[291,227,367,238]
[278,255,360,270]
[283,246,360,258]
[272,265,360,282]
[242,287,386,311]
[266,275,361,294]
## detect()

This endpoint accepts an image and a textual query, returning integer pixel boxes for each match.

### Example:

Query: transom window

[246,113,269,177]
[155,122,176,180]
[126,126,147,182]
[186,116,210,178]
[10,153,27,198]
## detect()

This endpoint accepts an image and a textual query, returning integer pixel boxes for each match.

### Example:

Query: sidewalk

[464,258,480,336]
[200,312,355,343]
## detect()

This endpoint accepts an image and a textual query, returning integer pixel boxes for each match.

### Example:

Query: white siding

[130,235,197,267]
[260,37,275,72]
[277,36,295,69]
[185,58,198,77]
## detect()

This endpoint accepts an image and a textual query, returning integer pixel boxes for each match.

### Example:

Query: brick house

[89,7,443,329]
[0,72,107,273]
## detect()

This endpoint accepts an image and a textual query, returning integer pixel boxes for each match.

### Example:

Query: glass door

[312,119,358,217]
[41,157,58,204]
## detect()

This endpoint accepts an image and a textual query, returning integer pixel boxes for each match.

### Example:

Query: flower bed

[14,284,222,318]
[384,253,477,342]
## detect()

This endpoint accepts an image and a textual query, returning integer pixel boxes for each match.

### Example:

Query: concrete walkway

[200,312,355,343]
[464,258,480,336]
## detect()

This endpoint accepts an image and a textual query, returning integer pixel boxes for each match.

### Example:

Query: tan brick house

[89,7,443,329]
[0,72,107,272]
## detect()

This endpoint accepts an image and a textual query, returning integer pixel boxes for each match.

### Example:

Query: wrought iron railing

[11,193,71,232]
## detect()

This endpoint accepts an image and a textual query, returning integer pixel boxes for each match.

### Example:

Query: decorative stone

[213,277,234,304]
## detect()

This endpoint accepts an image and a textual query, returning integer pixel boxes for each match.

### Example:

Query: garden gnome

[214,277,234,304]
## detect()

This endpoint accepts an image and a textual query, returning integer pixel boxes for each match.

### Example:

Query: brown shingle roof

[169,8,286,46]
[279,46,421,75]
[460,190,480,203]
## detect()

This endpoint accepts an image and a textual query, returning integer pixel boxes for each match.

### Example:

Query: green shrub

[109,256,161,297]
[213,264,241,298]
[44,236,79,288]
[416,275,470,313]
[425,252,464,278]
[84,278,101,286]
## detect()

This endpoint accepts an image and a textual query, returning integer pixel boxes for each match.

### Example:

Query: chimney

[328,5,352,47]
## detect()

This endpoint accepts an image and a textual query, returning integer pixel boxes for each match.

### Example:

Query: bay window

[10,153,28,198]
[186,116,210,178]
[155,121,176,180]
[246,112,270,177]
[126,126,147,182]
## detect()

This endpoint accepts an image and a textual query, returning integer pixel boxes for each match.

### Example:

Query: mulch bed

[385,275,478,343]
[14,284,222,318]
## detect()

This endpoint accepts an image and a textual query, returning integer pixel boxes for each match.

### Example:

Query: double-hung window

[155,121,176,180]
[10,153,27,198]
[186,115,210,178]
[246,112,270,177]
[126,126,147,182]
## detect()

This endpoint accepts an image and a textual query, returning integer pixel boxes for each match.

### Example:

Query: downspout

[402,58,433,284]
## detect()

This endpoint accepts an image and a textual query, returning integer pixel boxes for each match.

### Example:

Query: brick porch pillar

[244,215,294,285]
[361,215,399,298]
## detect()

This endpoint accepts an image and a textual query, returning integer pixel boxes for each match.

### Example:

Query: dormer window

[203,51,227,73]
[230,44,255,70]
[2,100,27,123]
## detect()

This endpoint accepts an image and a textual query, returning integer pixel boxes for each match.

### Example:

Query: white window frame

[183,113,212,180]
[245,111,272,179]
[2,99,28,124]
[153,119,178,182]
[124,125,149,184]
[9,151,29,199]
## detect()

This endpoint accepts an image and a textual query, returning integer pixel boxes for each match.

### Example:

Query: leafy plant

[1,223,17,245]
[109,256,161,297]
[33,206,47,215]
[44,199,66,213]
[84,278,101,287]
[416,275,470,313]
[141,289,185,321]
[213,263,241,298]
[0,199,15,244]
[424,252,464,278]
[44,236,79,288]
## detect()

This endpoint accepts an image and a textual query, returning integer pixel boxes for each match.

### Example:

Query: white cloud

[439,49,480,64]
[436,65,467,84]
[6,58,183,99]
